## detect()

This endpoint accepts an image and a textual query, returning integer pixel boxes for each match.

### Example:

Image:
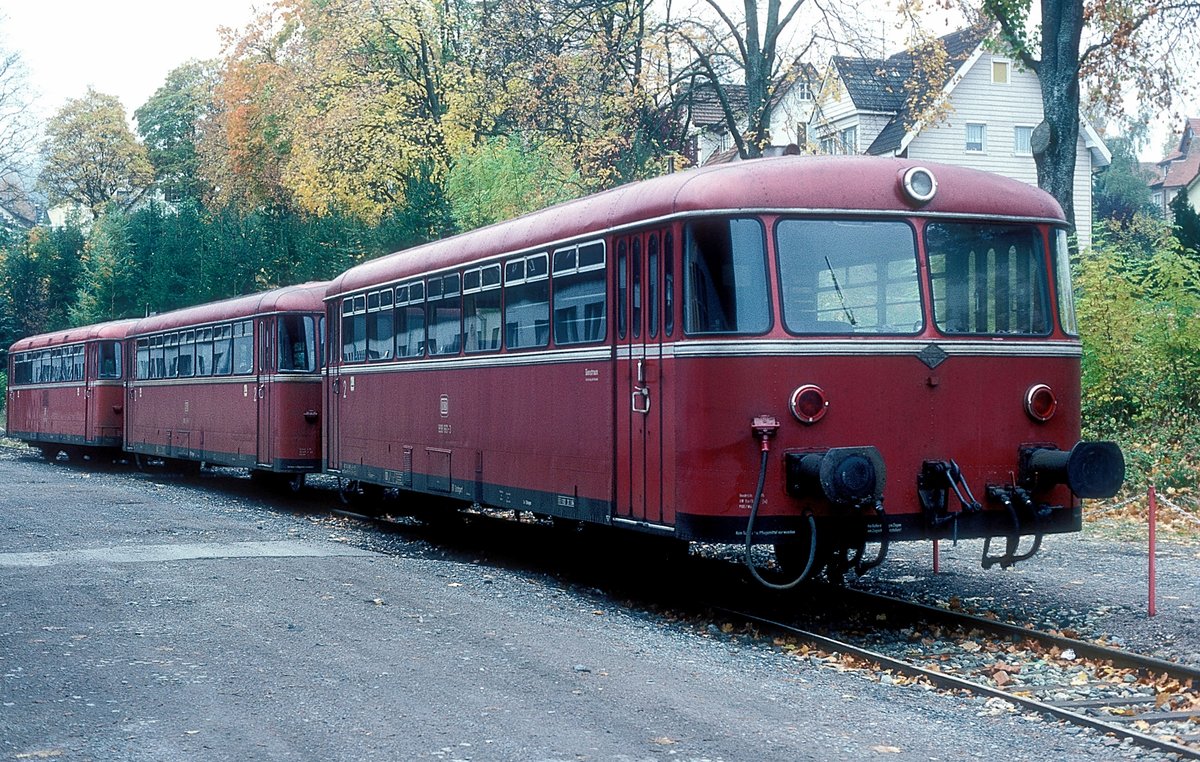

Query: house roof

[831,27,986,115]
[854,26,989,154]
[1150,117,1200,191]
[683,63,819,129]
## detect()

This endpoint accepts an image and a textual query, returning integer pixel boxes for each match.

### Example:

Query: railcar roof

[129,282,329,336]
[327,156,1064,298]
[8,318,140,353]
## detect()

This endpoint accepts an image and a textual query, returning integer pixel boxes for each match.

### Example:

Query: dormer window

[992,60,1010,84]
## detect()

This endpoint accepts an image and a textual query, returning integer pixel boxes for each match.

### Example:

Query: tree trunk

[1033,0,1085,232]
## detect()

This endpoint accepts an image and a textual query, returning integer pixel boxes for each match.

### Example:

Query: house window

[1152,191,1164,208]
[796,81,813,101]
[1014,126,1033,156]
[965,123,986,152]
[820,136,836,155]
[991,60,1010,84]
[840,126,857,153]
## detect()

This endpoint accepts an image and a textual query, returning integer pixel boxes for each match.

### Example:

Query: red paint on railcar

[6,319,137,453]
[124,283,326,473]
[322,156,1120,574]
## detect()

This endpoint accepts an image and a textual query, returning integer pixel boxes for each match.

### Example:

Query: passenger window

[648,234,660,339]
[684,218,770,335]
[278,315,318,372]
[504,254,549,350]
[553,241,607,345]
[396,282,426,357]
[213,325,233,375]
[464,264,502,353]
[136,339,150,379]
[426,274,461,355]
[617,242,627,340]
[195,328,213,376]
[232,320,255,374]
[341,295,367,362]
[367,289,395,361]
[150,336,166,379]
[665,232,675,336]
[177,331,195,377]
[165,334,180,378]
[632,238,642,339]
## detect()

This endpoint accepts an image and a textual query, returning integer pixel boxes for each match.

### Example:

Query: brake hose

[743,447,818,590]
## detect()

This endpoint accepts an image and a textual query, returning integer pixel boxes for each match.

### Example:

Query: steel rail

[832,586,1200,685]
[720,607,1200,760]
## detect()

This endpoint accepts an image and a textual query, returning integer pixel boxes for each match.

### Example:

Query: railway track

[717,586,1200,759]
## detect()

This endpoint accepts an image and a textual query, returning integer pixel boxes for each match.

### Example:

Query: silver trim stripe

[670,339,1082,359]
[336,346,614,375]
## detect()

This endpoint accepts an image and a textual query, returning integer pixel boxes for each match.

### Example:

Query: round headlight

[901,166,938,205]
[1024,383,1057,422]
[790,384,828,424]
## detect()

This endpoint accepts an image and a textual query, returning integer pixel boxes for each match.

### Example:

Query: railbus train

[5,157,1126,583]
[6,318,138,459]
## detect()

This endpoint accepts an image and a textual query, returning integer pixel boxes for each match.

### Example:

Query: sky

[0,0,260,118]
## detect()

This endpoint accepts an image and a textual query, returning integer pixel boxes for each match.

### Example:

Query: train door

[84,342,96,444]
[615,229,669,524]
[325,302,343,472]
[256,316,273,467]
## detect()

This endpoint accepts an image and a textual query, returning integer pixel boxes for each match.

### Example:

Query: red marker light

[790,384,828,424]
[1025,384,1057,422]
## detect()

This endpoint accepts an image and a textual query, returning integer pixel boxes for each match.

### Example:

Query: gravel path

[2,442,1196,761]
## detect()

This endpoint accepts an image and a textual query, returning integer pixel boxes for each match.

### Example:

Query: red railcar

[6,319,137,459]
[124,283,326,483]
[324,156,1122,579]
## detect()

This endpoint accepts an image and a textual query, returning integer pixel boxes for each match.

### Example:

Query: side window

[552,241,607,345]
[196,328,214,376]
[136,339,150,379]
[278,315,318,372]
[165,334,180,378]
[367,289,395,361]
[232,320,254,374]
[396,282,426,357]
[178,331,195,377]
[98,343,124,381]
[213,324,233,375]
[150,336,166,379]
[342,295,367,363]
[684,218,770,334]
[426,273,462,356]
[664,231,675,337]
[464,264,502,353]
[505,254,549,350]
[648,233,660,338]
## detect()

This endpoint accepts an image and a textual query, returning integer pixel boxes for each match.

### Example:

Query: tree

[982,0,1200,234]
[38,89,154,217]
[135,60,217,204]
[1169,191,1200,256]
[1093,136,1155,223]
[445,134,578,229]
[0,44,38,226]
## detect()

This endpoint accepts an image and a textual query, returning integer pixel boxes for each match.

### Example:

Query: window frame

[965,123,987,153]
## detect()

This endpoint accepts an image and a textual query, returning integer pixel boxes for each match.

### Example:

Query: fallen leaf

[871,745,902,753]
[651,737,677,746]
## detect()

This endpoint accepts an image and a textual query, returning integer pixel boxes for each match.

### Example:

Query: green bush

[1079,215,1200,492]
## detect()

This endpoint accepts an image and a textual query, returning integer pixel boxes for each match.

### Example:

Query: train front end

[669,159,1124,580]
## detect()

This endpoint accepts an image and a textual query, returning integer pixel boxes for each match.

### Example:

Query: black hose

[743,448,818,590]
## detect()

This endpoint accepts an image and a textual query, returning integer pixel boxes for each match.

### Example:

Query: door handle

[632,386,651,415]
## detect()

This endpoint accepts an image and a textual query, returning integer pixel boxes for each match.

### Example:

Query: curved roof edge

[8,318,140,354]
[328,156,1063,298]
[129,282,330,336]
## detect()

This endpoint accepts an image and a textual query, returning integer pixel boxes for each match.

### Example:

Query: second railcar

[124,283,327,483]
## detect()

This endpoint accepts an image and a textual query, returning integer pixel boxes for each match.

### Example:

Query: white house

[681,65,819,167]
[809,27,1111,250]
[1149,117,1200,219]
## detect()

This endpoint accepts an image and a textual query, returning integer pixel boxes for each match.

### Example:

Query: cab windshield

[925,222,1051,336]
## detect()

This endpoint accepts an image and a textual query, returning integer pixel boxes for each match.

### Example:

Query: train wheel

[39,445,60,461]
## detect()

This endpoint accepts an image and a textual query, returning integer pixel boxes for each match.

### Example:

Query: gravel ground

[1,441,1196,761]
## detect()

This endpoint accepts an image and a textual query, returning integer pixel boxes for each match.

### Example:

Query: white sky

[0,0,260,119]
